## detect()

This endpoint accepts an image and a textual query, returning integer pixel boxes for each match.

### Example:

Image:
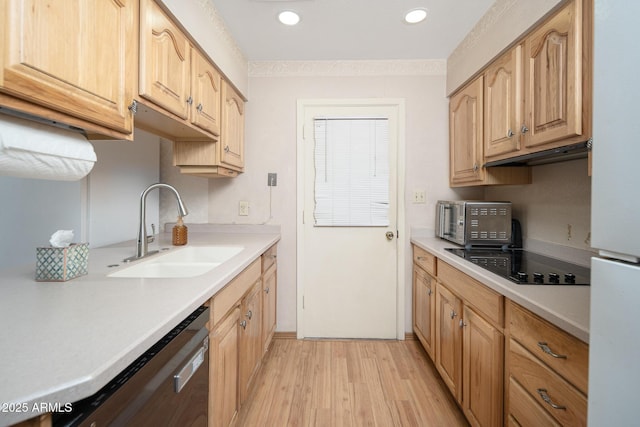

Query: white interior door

[298,101,401,339]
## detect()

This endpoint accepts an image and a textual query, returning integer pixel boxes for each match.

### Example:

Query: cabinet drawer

[413,245,436,276]
[437,260,504,327]
[509,339,587,426]
[262,244,277,273]
[508,377,560,427]
[507,301,588,394]
[414,265,434,288]
[211,259,261,326]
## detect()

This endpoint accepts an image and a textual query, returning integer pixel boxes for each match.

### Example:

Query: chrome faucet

[125,183,188,262]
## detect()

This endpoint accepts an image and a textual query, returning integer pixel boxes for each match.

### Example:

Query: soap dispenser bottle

[172,216,188,246]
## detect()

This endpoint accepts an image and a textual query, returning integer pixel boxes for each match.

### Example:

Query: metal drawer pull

[537,389,567,410]
[450,310,457,319]
[246,310,253,320]
[240,320,247,329]
[538,342,567,359]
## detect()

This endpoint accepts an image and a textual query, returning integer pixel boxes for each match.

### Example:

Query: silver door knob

[385,231,395,240]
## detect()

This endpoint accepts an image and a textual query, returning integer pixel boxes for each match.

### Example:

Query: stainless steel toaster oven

[435,200,512,247]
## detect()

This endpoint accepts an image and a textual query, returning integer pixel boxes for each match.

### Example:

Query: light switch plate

[239,201,249,216]
[268,173,277,186]
[413,190,426,204]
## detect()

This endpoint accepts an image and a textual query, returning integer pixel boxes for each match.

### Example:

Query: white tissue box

[36,243,89,282]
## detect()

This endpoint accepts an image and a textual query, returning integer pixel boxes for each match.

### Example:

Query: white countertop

[410,233,590,344]
[0,226,280,426]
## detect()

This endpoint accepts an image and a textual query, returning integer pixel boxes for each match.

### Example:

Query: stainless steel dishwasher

[54,306,209,427]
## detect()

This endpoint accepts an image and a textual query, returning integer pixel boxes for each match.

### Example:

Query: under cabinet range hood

[484,139,592,167]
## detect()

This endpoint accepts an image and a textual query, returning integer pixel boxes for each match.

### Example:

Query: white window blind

[313,118,389,227]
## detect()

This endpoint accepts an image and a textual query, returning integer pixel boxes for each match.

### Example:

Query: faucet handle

[147,223,156,244]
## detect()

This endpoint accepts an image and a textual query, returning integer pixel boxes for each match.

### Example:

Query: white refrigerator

[588,1,640,424]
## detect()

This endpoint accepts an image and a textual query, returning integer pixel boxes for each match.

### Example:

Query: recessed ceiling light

[278,10,300,26]
[404,8,428,24]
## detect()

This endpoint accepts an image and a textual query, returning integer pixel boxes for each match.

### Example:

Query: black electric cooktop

[445,248,590,286]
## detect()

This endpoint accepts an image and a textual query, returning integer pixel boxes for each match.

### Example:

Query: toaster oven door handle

[438,203,447,237]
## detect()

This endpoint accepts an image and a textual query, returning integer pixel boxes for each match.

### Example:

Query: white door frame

[296,98,406,340]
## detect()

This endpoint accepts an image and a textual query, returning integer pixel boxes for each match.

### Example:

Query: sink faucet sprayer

[125,183,188,262]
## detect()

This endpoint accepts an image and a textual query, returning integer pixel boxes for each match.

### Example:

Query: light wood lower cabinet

[413,265,435,359]
[210,307,240,427]
[413,246,504,427]
[209,244,277,427]
[435,281,463,402]
[505,301,588,426]
[462,305,504,427]
[239,280,263,405]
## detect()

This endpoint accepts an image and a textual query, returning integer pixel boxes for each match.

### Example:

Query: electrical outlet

[239,201,249,216]
[413,190,426,204]
[268,173,277,187]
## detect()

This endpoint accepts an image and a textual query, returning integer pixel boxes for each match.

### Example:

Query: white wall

[447,0,562,94]
[161,61,481,333]
[0,124,162,269]
[89,129,160,247]
[0,176,85,270]
[485,158,592,252]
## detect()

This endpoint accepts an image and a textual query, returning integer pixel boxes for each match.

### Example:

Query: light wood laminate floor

[236,338,468,426]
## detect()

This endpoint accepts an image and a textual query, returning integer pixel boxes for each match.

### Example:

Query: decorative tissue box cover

[36,243,89,282]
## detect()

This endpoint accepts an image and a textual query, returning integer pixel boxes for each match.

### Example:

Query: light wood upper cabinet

[449,76,530,187]
[221,80,245,170]
[139,0,191,120]
[172,79,245,178]
[191,48,222,136]
[0,0,135,138]
[481,0,591,164]
[484,45,523,158]
[450,76,485,186]
[524,0,583,149]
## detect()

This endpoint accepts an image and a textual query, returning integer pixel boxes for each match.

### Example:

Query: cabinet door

[239,281,262,404]
[435,283,463,402]
[211,307,239,427]
[450,76,484,185]
[220,80,245,169]
[524,0,582,148]
[413,266,435,360]
[484,45,523,158]
[462,305,504,427]
[0,0,135,134]
[191,48,221,136]
[262,264,277,354]
[139,0,191,120]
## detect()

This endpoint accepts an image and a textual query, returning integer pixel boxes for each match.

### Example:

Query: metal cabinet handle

[128,100,137,114]
[538,342,567,359]
[427,289,433,297]
[537,389,567,410]
[224,145,230,153]
[196,103,203,112]
[507,129,514,138]
[265,287,270,294]
[450,310,457,319]
[521,125,529,134]
[246,310,253,320]
[240,320,247,329]
[186,96,193,106]
[473,163,479,172]
[459,319,467,328]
